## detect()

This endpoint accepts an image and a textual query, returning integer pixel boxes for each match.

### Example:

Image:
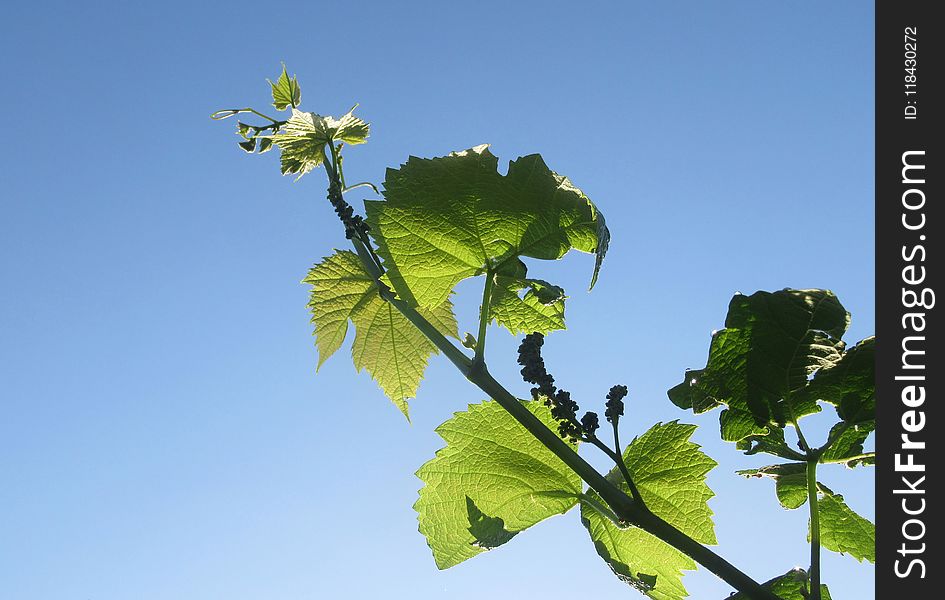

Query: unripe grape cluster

[327,178,369,239]
[517,333,599,442]
[605,384,628,424]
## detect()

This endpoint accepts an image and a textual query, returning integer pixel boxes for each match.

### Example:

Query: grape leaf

[270,109,369,177]
[819,421,874,467]
[303,250,456,417]
[364,145,609,322]
[719,406,767,443]
[728,568,832,600]
[582,422,717,599]
[797,336,875,424]
[669,289,850,448]
[735,426,802,461]
[489,276,566,334]
[581,510,692,600]
[414,399,582,569]
[814,484,875,563]
[268,64,301,110]
[737,463,808,509]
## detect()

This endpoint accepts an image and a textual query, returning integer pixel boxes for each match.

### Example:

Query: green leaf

[269,64,301,110]
[735,427,803,461]
[669,289,850,448]
[728,568,832,600]
[798,337,875,424]
[819,421,874,466]
[270,109,370,177]
[581,511,691,600]
[414,399,582,569]
[847,454,875,467]
[737,463,808,509]
[365,145,609,316]
[237,138,257,153]
[303,250,456,417]
[582,422,717,599]
[489,276,566,334]
[814,484,875,563]
[718,406,766,442]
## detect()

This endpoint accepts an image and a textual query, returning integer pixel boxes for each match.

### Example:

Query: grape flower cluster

[605,384,628,425]
[517,332,599,442]
[327,178,369,239]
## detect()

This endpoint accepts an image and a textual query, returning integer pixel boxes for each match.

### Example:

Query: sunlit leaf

[819,421,874,467]
[582,422,716,599]
[269,64,301,110]
[728,568,832,600]
[814,484,875,563]
[415,400,582,568]
[737,463,808,509]
[798,337,875,424]
[669,290,851,456]
[365,145,609,321]
[304,250,455,417]
[489,275,566,334]
[271,109,369,177]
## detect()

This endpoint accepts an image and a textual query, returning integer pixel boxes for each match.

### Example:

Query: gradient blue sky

[1,1,874,598]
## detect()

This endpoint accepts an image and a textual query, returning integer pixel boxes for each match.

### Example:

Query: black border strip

[876,0,940,595]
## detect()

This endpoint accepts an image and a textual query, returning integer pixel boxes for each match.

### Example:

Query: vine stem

[786,398,813,456]
[807,460,822,600]
[322,155,780,600]
[473,270,494,367]
[609,419,641,502]
[585,435,643,504]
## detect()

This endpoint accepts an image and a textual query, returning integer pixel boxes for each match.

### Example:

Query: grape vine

[212,66,874,600]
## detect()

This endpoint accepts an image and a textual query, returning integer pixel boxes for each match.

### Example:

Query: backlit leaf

[669,290,851,453]
[737,463,808,510]
[269,64,301,110]
[365,145,609,318]
[814,484,875,563]
[797,337,875,424]
[489,276,566,334]
[819,421,874,467]
[271,109,369,177]
[414,400,582,568]
[582,422,717,599]
[304,250,456,417]
[728,568,832,600]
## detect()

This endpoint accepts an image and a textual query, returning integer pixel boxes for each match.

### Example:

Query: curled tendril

[210,109,242,120]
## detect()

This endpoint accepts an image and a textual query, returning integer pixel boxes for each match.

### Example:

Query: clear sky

[1,1,874,599]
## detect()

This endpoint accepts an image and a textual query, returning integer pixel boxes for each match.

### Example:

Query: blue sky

[1,1,874,599]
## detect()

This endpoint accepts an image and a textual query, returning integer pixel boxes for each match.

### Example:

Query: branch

[347,245,780,600]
